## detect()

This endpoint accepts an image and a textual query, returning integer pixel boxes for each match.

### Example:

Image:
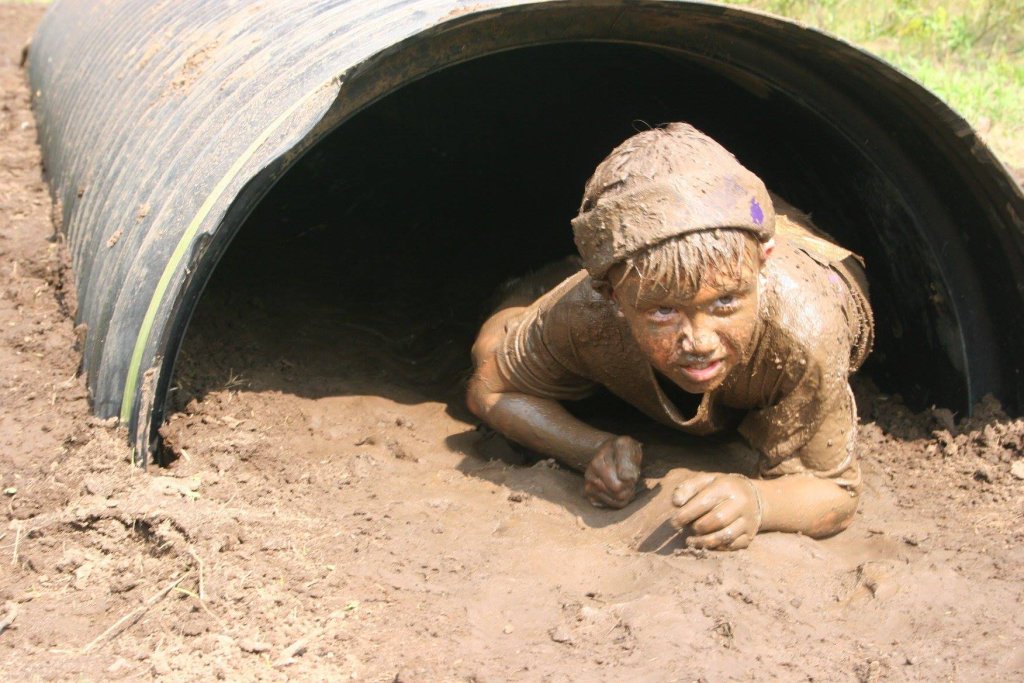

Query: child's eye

[648,306,677,319]
[711,295,739,312]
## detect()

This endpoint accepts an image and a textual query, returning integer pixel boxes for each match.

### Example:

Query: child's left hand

[670,473,763,550]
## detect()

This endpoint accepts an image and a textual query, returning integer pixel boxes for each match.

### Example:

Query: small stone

[1010,461,1024,480]
[55,548,86,574]
[386,440,413,461]
[502,624,514,634]
[549,625,573,644]
[82,477,111,498]
[903,534,927,547]
[212,455,236,473]
[239,639,271,654]
[178,616,206,637]
[150,653,171,676]
[73,562,94,590]
[109,575,139,594]
[107,657,129,673]
[3,487,16,497]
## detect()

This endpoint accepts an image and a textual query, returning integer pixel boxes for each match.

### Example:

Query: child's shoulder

[757,241,856,385]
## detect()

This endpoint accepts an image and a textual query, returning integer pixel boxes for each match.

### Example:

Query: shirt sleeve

[738,348,862,492]
[494,281,598,401]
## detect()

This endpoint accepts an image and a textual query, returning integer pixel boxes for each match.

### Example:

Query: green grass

[722,0,1024,164]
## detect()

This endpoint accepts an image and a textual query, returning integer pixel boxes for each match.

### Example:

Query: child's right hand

[584,436,643,508]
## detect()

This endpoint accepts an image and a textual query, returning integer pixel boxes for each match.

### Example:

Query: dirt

[2,4,1024,681]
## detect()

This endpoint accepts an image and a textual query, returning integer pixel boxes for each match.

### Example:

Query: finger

[604,493,632,509]
[586,461,619,492]
[584,485,616,508]
[690,498,744,536]
[671,481,726,528]
[686,518,747,550]
[590,454,628,492]
[584,473,611,498]
[589,475,635,506]
[615,449,640,484]
[613,437,643,476]
[584,477,623,509]
[724,533,753,551]
[587,487,628,509]
[671,473,718,507]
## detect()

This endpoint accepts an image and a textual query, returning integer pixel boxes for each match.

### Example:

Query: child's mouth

[678,359,723,383]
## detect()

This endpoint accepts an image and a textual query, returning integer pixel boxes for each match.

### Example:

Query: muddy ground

[2,4,1024,681]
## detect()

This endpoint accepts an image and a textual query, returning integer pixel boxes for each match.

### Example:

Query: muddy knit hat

[572,123,775,280]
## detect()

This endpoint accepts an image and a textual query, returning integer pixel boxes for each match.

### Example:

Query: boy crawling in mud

[467,123,873,550]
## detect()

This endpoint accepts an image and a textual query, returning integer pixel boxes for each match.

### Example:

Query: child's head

[571,123,776,393]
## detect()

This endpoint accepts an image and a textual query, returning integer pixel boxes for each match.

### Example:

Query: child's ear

[592,278,611,298]
[755,238,775,271]
[609,288,626,318]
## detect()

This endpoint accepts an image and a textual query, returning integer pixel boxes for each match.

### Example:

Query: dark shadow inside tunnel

[172,40,961,424]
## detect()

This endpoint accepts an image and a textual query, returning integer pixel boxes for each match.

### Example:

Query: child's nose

[679,326,718,356]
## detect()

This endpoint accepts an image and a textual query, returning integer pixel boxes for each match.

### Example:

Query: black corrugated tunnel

[28,0,1024,464]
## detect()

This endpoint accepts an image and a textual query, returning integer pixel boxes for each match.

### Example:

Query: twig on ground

[172,585,227,631]
[272,631,318,668]
[187,548,205,601]
[0,602,18,636]
[81,572,190,653]
[271,609,348,667]
[10,523,21,567]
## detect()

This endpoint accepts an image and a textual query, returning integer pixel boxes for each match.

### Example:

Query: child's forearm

[471,389,615,472]
[467,312,616,472]
[753,475,859,538]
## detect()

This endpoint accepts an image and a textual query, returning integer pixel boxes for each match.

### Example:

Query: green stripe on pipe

[119,79,339,426]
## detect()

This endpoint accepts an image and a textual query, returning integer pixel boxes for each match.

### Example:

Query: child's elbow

[466,382,486,421]
[806,488,859,539]
[466,375,496,423]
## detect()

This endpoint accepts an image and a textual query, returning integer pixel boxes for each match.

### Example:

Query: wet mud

[2,5,1024,680]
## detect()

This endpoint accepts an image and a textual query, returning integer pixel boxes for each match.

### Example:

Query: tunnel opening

[171,40,961,433]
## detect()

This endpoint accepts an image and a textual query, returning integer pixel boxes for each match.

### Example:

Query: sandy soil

[2,4,1024,681]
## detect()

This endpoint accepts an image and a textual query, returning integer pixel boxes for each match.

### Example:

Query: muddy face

[610,248,763,394]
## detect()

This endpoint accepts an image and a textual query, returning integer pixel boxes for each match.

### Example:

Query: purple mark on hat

[750,198,764,225]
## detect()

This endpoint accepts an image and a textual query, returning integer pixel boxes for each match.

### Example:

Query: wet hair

[611,229,762,305]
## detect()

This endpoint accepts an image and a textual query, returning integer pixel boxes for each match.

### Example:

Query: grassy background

[722,0,1023,166]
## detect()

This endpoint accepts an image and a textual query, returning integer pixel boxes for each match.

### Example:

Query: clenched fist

[584,436,643,509]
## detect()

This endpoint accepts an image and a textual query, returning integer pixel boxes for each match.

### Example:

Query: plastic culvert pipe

[27,0,1024,464]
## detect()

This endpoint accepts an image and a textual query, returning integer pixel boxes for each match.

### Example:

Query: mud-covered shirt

[495,209,873,490]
